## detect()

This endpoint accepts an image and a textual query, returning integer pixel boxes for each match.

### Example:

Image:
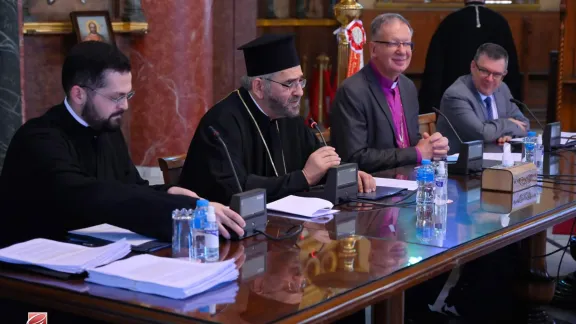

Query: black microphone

[308,118,327,146]
[510,98,543,130]
[433,107,463,143]
[208,125,243,194]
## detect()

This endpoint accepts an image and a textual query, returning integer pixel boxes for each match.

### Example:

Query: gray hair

[474,43,509,69]
[370,13,413,39]
[240,73,276,92]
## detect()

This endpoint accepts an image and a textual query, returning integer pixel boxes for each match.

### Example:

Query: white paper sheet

[448,152,522,162]
[374,178,417,191]
[483,152,522,162]
[266,195,337,217]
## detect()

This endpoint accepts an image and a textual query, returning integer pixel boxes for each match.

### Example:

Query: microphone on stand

[433,107,463,143]
[432,107,483,174]
[208,125,269,241]
[510,98,544,130]
[308,118,327,146]
[208,125,243,194]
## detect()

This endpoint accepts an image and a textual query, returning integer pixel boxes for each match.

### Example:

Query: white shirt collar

[478,91,492,102]
[248,92,268,117]
[64,97,89,127]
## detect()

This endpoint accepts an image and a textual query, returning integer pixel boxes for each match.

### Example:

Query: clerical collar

[248,92,268,117]
[64,97,89,127]
[465,1,485,6]
[370,61,398,90]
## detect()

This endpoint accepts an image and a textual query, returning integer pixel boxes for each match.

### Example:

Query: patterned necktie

[484,97,493,120]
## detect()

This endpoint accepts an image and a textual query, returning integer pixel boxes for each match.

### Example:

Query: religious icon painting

[70,11,115,45]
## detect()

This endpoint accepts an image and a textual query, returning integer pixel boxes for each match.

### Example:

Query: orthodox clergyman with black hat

[179,34,375,204]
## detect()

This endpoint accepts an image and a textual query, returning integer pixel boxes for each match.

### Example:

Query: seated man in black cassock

[0,41,245,247]
[179,34,376,204]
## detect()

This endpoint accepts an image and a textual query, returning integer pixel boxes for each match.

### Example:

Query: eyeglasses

[264,78,307,90]
[372,40,414,51]
[474,61,506,80]
[80,86,135,104]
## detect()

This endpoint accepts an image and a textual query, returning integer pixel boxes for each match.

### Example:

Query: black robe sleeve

[7,127,198,242]
[117,132,174,192]
[188,118,311,204]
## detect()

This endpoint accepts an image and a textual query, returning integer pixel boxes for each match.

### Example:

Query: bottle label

[205,229,219,248]
[435,181,443,188]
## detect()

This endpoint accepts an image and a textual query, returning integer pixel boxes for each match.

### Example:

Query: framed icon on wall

[70,11,115,45]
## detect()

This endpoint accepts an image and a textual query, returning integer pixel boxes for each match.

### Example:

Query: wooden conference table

[1,146,575,324]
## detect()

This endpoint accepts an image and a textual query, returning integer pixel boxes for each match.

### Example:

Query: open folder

[266,195,339,217]
[0,238,131,275]
[68,224,170,253]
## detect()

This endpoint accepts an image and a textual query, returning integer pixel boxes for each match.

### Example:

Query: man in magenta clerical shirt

[330,13,449,173]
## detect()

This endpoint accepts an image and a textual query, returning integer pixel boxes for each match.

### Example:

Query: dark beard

[267,92,301,118]
[82,100,123,131]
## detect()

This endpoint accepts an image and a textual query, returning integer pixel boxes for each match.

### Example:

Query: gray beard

[267,93,300,118]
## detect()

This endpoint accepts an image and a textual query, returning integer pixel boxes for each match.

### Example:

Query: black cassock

[179,87,322,204]
[0,103,198,247]
[418,3,522,114]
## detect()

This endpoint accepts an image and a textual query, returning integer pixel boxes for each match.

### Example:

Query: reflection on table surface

[309,148,576,249]
[0,220,445,324]
[0,146,574,323]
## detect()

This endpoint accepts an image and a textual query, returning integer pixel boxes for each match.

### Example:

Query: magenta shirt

[371,62,421,162]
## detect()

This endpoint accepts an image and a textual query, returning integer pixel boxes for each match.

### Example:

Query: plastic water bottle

[172,208,194,260]
[204,206,219,262]
[434,160,448,205]
[416,159,435,206]
[193,199,209,262]
[524,131,537,163]
[534,134,544,171]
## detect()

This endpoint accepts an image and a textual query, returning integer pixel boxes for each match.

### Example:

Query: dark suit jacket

[330,64,421,173]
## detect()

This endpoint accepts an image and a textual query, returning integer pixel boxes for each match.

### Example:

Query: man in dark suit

[438,43,529,154]
[331,13,449,173]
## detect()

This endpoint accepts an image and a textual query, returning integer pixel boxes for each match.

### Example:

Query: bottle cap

[537,134,542,145]
[502,143,513,167]
[196,199,209,208]
[421,159,431,165]
[206,206,216,222]
[528,131,536,137]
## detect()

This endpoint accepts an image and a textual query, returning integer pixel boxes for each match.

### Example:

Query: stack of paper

[68,223,154,246]
[266,195,339,217]
[0,238,131,274]
[86,254,239,299]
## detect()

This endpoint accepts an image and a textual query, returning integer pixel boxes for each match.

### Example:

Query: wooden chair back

[418,113,437,136]
[157,154,187,185]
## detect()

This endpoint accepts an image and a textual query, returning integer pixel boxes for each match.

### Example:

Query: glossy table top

[1,147,576,324]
